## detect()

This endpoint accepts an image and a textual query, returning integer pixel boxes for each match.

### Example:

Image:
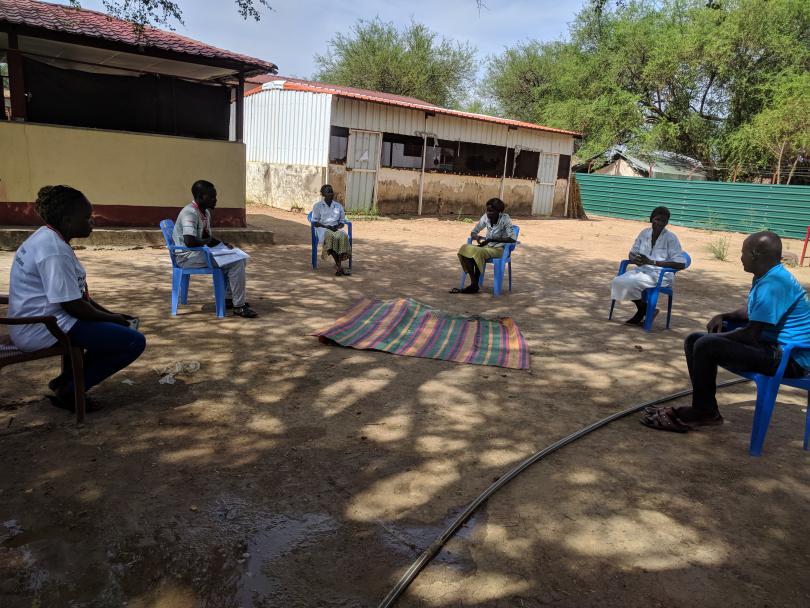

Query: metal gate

[346,129,382,211]
[533,152,560,215]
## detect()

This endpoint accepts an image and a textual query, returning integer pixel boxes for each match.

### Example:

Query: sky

[64,0,589,79]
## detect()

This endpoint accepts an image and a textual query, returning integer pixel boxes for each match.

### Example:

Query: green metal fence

[577,173,810,240]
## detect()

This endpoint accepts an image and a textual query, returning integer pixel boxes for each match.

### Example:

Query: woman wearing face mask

[7,185,146,412]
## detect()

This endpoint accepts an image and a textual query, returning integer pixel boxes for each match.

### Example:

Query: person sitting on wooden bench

[7,185,146,412]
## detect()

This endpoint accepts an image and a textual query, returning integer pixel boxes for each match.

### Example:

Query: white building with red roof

[243,76,581,216]
[0,0,276,227]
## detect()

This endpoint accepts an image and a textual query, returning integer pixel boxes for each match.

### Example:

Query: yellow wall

[0,122,246,208]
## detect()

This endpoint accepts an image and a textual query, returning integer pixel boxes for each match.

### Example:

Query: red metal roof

[0,0,277,75]
[246,76,582,138]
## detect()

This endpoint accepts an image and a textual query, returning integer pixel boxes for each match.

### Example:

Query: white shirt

[629,227,686,276]
[311,200,347,242]
[173,202,213,262]
[8,227,86,352]
[471,213,515,248]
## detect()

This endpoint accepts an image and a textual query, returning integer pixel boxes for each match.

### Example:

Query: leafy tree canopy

[68,1,271,29]
[314,18,477,108]
[486,0,810,180]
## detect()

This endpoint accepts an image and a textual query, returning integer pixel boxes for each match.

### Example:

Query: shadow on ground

[1,211,809,608]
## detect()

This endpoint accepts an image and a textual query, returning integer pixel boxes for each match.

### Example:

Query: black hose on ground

[377,378,750,608]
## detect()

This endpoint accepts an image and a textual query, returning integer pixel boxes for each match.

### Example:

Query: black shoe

[48,394,104,412]
[233,304,258,318]
[226,299,234,310]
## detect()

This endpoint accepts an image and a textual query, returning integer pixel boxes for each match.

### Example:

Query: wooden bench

[0,295,86,423]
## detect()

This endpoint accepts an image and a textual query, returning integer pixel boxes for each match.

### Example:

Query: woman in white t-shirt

[8,186,146,412]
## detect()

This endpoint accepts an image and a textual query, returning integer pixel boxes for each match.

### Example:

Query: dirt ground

[2,207,810,608]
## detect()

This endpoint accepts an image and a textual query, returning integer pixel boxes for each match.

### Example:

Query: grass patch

[707,236,731,261]
[346,208,380,221]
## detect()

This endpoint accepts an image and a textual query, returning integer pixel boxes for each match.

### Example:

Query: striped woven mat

[314,298,530,369]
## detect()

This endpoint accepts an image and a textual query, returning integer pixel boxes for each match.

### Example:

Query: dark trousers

[64,321,146,392]
[684,332,805,413]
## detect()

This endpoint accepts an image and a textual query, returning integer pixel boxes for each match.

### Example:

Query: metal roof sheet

[245,76,582,138]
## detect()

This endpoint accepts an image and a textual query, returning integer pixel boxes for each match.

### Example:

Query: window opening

[329,126,349,164]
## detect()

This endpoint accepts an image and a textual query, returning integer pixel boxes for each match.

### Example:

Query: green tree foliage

[725,72,810,183]
[314,19,477,108]
[486,0,810,178]
[68,1,271,29]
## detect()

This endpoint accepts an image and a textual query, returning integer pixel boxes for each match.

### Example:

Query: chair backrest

[159,219,178,266]
[504,225,521,258]
[306,211,319,245]
[682,252,692,269]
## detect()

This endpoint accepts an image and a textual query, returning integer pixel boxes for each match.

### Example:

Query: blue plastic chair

[458,226,521,296]
[307,211,352,270]
[719,328,810,456]
[159,219,226,318]
[608,252,692,332]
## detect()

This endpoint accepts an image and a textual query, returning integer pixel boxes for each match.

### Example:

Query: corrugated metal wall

[243,89,332,166]
[331,97,423,138]
[578,174,810,239]
[330,97,573,154]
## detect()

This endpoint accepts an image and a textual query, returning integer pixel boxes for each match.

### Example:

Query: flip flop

[679,412,724,428]
[640,408,690,433]
[448,287,464,293]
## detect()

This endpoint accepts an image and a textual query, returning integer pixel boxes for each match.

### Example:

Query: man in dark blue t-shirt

[643,231,810,433]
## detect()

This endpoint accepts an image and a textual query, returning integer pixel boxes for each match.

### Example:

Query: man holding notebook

[172,180,258,318]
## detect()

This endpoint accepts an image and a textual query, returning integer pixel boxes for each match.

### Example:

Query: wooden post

[499,127,513,200]
[417,132,428,216]
[7,33,27,121]
[235,73,245,142]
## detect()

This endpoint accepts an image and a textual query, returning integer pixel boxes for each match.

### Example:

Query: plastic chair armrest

[617,259,630,276]
[169,245,208,252]
[168,245,215,268]
[654,266,680,287]
[502,242,518,258]
[774,342,810,380]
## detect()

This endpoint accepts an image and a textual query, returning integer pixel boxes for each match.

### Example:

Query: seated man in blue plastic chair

[642,231,810,433]
[451,198,515,294]
[172,180,257,318]
[610,206,687,325]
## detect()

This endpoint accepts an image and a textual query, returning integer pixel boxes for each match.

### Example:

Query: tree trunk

[786,154,800,185]
[775,141,786,185]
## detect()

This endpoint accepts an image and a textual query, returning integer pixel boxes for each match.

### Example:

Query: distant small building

[578,146,709,181]
[1,0,277,226]
[242,77,581,216]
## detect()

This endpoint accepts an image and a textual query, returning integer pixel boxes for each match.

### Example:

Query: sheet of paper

[208,243,249,266]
